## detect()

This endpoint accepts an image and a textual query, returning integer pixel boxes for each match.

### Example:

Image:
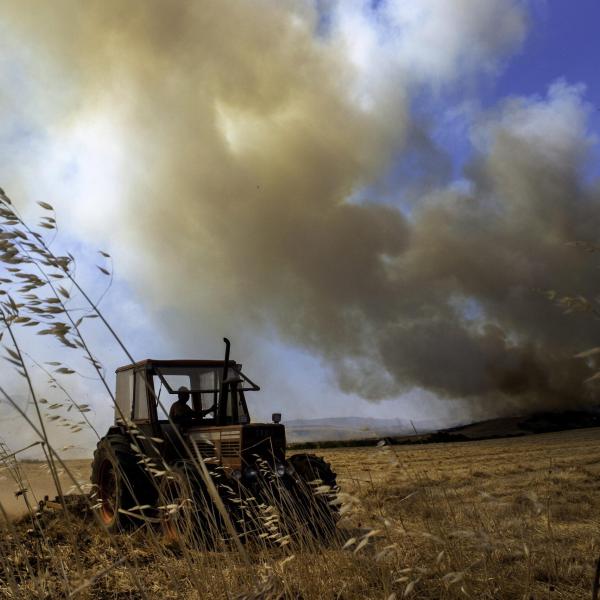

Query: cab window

[115,369,133,421]
[133,371,150,421]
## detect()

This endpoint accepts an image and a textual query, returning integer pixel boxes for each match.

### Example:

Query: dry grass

[326,427,600,599]
[1,428,599,598]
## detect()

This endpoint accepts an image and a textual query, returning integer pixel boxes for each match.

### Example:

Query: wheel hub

[98,459,117,525]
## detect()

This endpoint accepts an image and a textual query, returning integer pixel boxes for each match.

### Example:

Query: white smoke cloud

[329,0,526,103]
[0,0,596,432]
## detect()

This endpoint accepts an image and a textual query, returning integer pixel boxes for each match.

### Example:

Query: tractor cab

[114,359,252,427]
[112,340,285,473]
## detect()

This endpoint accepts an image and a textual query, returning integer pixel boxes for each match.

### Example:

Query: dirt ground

[0,459,91,518]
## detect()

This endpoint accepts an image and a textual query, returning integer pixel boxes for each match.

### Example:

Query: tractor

[90,339,338,544]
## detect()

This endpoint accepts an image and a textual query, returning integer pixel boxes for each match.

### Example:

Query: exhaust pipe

[218,337,231,423]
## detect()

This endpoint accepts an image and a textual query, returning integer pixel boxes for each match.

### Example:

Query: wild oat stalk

[0,188,375,599]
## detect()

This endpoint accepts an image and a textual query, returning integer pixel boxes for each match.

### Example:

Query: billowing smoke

[0,1,598,416]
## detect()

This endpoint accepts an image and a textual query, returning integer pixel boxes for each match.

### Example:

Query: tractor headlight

[244,467,258,481]
[275,463,286,477]
[231,469,242,480]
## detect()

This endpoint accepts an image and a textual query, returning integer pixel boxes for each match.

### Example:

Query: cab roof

[115,359,237,373]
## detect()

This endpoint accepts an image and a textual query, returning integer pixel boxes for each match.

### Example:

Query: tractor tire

[286,453,339,540]
[158,461,221,548]
[90,433,156,532]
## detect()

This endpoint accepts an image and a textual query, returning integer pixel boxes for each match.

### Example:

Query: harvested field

[1,428,600,598]
[0,460,90,519]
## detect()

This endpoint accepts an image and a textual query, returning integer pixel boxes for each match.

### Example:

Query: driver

[169,386,194,423]
[169,386,215,424]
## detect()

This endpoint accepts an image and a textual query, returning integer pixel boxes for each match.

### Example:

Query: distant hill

[443,409,600,440]
[284,409,600,448]
[284,416,439,443]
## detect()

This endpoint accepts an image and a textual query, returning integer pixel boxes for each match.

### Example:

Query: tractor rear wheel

[90,433,155,532]
[286,453,339,539]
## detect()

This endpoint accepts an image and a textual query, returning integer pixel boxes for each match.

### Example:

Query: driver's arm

[199,403,216,417]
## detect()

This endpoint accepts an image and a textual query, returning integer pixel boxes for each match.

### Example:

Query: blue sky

[495,1,600,164]
[492,1,600,182]
[496,1,600,105]
[343,1,600,211]
[438,0,600,186]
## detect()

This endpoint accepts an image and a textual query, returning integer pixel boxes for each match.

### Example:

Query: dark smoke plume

[0,1,598,415]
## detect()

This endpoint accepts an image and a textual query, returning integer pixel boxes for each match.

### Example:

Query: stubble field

[2,428,600,598]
